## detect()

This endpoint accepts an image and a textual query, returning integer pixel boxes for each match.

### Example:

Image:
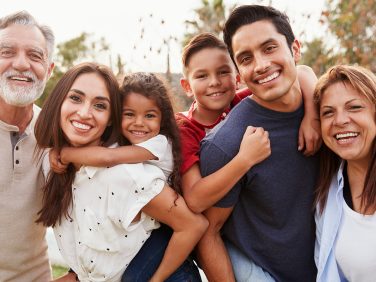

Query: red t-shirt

[176,88,251,174]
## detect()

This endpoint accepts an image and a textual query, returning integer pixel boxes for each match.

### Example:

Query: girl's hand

[49,149,68,174]
[298,114,322,156]
[238,126,271,167]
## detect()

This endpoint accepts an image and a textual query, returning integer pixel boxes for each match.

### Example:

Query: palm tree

[182,0,228,47]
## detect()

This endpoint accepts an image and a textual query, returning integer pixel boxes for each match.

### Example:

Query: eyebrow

[321,98,360,108]
[0,43,13,49]
[0,43,46,55]
[235,38,276,61]
[29,47,46,58]
[70,89,111,103]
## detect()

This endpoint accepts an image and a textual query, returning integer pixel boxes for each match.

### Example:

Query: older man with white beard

[0,11,55,282]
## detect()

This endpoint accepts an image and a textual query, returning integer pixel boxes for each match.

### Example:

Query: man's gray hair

[0,11,55,62]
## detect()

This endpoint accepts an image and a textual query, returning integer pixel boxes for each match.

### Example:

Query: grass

[52,265,69,279]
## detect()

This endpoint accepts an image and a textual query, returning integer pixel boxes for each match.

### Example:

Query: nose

[76,104,92,119]
[333,111,350,126]
[12,53,31,72]
[134,115,144,126]
[209,75,221,87]
[254,54,271,74]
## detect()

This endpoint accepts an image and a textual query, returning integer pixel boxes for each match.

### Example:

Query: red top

[176,88,251,174]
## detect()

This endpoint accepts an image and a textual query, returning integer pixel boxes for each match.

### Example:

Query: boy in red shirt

[177,32,320,215]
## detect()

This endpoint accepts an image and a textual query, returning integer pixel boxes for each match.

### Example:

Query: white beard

[0,70,47,106]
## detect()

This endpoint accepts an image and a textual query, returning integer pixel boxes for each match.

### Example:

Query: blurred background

[5,0,373,111]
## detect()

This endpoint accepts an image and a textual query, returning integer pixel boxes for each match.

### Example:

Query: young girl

[36,64,207,282]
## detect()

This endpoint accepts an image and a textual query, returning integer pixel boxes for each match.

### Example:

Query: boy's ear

[235,74,241,90]
[292,39,301,63]
[180,78,194,98]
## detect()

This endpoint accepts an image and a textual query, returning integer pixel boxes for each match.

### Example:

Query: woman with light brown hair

[314,65,376,282]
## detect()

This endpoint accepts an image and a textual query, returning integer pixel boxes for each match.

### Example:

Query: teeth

[72,121,90,130]
[335,132,358,139]
[208,92,224,97]
[258,72,279,84]
[131,131,147,136]
[11,77,30,82]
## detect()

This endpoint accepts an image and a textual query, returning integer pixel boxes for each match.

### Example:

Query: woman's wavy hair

[34,62,121,226]
[120,72,182,194]
[314,65,376,214]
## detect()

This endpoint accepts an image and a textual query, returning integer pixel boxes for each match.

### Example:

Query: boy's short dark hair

[181,32,228,76]
[223,5,295,62]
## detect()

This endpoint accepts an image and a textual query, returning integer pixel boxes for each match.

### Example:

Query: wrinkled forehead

[0,24,48,58]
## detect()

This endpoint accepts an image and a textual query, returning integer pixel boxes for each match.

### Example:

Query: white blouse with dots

[135,134,173,178]
[53,140,169,282]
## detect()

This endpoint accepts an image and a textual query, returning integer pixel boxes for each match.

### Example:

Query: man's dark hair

[223,5,295,62]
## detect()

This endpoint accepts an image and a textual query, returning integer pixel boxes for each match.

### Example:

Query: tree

[36,33,112,106]
[182,0,228,47]
[300,39,339,75]
[325,0,376,71]
[302,0,376,75]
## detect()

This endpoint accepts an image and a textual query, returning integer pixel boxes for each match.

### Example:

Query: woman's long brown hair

[34,62,121,227]
[314,65,376,214]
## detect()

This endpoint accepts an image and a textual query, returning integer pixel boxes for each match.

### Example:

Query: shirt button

[222,112,227,117]
[15,160,19,164]
[15,146,19,150]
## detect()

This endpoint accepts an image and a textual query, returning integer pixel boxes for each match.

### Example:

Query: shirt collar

[187,100,230,129]
[336,161,346,192]
[0,104,40,136]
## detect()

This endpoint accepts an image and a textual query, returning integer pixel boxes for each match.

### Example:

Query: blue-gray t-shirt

[200,97,319,282]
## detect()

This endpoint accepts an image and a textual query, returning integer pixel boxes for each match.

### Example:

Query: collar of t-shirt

[184,100,231,130]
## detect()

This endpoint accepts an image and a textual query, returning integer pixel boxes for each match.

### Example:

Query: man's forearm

[196,230,235,282]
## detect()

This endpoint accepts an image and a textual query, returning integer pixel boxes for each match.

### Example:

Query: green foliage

[52,265,68,279]
[35,33,112,107]
[182,0,229,47]
[56,32,90,70]
[300,39,339,76]
[326,0,376,70]
[302,0,376,75]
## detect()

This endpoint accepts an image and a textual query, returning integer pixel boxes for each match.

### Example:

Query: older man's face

[0,24,53,106]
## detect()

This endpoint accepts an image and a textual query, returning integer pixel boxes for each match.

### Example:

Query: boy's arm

[182,126,270,213]
[60,145,156,167]
[297,65,321,156]
[196,206,235,282]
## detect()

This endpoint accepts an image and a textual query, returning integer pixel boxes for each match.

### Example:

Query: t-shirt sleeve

[107,163,165,230]
[135,134,168,161]
[180,124,201,174]
[200,139,242,208]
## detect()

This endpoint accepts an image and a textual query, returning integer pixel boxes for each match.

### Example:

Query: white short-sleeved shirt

[54,156,165,282]
[136,134,173,179]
